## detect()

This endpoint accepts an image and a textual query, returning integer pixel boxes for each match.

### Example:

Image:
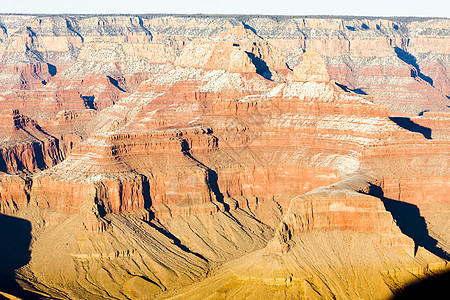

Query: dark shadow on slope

[46,63,57,77]
[391,270,450,300]
[242,23,256,34]
[335,82,368,95]
[0,214,37,299]
[181,140,209,168]
[205,169,248,228]
[0,215,31,276]
[81,95,97,110]
[17,128,64,172]
[180,140,230,213]
[0,153,23,173]
[141,176,153,210]
[31,142,47,170]
[418,110,429,116]
[245,52,272,80]
[137,17,153,40]
[389,117,432,139]
[0,155,7,173]
[65,18,84,43]
[146,221,208,262]
[206,169,230,212]
[394,47,433,86]
[366,185,450,261]
[352,88,367,95]
[107,76,127,93]
[242,22,261,38]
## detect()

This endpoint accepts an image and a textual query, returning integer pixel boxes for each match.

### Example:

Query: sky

[1,0,449,18]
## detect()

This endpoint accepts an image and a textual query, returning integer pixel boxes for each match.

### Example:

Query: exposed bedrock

[0,15,448,118]
[0,15,448,299]
[0,109,66,174]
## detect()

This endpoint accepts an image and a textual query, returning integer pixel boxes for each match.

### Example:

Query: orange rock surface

[0,15,448,300]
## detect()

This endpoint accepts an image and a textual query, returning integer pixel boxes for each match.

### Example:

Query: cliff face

[0,15,448,118]
[0,109,66,173]
[0,14,448,300]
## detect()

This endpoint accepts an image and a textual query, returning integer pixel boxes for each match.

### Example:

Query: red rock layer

[0,174,30,214]
[1,15,448,121]
[412,111,450,140]
[0,109,65,173]
[0,16,448,299]
[19,48,434,232]
[265,177,416,254]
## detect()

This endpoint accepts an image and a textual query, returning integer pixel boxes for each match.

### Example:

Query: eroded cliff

[0,14,448,300]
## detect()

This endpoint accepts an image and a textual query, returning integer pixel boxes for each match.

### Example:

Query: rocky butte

[0,14,449,299]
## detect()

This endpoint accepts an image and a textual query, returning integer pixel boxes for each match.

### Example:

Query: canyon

[0,14,449,299]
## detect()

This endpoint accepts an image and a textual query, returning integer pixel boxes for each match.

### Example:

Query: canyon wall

[0,15,448,119]
[0,14,448,300]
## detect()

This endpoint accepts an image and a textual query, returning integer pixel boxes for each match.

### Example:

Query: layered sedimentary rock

[412,111,450,140]
[0,109,65,173]
[247,17,450,114]
[0,15,448,119]
[0,14,449,300]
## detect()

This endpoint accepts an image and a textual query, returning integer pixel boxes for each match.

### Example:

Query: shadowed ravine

[389,117,432,139]
[245,51,272,80]
[394,47,434,86]
[0,214,39,299]
[335,82,368,95]
[367,185,450,261]
[391,269,450,299]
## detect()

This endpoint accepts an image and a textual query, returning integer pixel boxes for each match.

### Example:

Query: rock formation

[0,14,448,299]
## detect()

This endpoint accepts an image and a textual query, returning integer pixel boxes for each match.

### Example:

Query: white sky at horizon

[1,0,449,18]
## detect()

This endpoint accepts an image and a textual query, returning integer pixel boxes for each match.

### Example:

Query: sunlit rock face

[0,14,448,300]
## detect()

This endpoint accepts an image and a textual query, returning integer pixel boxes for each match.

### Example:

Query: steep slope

[0,15,448,300]
[0,15,449,119]
[0,109,65,174]
[157,174,448,299]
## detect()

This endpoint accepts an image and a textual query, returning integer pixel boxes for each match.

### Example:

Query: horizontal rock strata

[0,14,448,300]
